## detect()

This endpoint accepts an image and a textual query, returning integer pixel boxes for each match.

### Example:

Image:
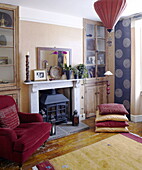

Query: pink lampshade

[94,0,127,32]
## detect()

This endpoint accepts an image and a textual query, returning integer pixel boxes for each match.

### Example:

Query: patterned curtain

[114,19,131,117]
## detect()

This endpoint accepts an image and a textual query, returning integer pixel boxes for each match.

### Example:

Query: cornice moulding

[19,6,83,29]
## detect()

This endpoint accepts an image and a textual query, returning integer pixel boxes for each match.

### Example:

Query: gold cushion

[95,114,128,122]
[95,127,129,133]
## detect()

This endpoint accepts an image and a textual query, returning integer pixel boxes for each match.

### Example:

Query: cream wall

[19,20,83,112]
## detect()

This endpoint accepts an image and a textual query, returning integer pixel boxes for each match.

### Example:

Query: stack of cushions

[95,103,129,133]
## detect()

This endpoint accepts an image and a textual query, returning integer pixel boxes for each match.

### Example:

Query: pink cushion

[98,103,129,115]
[95,121,129,127]
[0,104,20,129]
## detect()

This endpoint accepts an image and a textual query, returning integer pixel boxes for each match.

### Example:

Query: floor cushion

[98,103,129,115]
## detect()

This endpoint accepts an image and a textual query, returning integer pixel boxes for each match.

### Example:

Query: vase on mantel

[65,70,72,80]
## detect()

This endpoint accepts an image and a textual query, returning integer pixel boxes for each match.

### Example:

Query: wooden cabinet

[84,79,107,118]
[0,89,20,108]
[0,4,20,106]
[83,18,108,118]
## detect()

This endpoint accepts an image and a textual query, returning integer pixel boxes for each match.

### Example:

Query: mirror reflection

[37,47,72,69]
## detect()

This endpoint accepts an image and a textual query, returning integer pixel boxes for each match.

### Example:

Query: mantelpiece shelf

[24,79,80,85]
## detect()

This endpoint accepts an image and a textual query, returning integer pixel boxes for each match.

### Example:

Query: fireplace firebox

[39,89,69,123]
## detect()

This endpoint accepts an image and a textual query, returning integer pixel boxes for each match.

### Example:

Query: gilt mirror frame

[37,47,72,69]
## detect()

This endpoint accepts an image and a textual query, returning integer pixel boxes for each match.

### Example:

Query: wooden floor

[21,117,142,170]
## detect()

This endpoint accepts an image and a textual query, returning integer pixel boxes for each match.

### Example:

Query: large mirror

[37,47,72,69]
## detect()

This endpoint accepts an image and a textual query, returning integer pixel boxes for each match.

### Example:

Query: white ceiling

[0,0,142,20]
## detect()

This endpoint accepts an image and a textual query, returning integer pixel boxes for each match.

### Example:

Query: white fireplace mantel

[24,79,81,114]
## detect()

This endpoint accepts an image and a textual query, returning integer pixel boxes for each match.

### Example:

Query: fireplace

[24,79,81,118]
[39,89,69,123]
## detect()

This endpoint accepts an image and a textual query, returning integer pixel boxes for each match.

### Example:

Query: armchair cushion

[18,112,43,123]
[0,128,17,142]
[0,104,20,129]
[14,122,51,152]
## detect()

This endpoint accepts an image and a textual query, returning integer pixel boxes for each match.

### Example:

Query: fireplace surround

[24,79,80,117]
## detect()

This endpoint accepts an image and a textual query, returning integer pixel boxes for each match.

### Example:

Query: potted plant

[62,64,73,79]
[72,67,79,79]
[77,64,88,79]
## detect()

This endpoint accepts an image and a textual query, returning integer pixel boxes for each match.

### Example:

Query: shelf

[86,36,95,39]
[86,50,96,52]
[0,26,14,30]
[97,37,106,40]
[86,36,105,40]
[86,64,96,67]
[0,46,13,48]
[97,64,105,67]
[0,64,14,67]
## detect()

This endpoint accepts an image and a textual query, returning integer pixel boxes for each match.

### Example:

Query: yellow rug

[50,134,142,170]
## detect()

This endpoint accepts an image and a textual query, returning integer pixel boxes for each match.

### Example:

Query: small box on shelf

[0,56,8,65]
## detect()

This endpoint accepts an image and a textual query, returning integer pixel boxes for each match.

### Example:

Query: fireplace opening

[39,89,70,124]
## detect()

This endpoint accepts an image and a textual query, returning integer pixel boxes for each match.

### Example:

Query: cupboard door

[84,85,97,118]
[0,4,19,88]
[84,80,107,118]
[0,4,20,109]
[97,84,107,105]
[0,89,20,108]
[83,19,106,78]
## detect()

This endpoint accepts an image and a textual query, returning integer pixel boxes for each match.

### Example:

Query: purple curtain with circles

[114,19,131,118]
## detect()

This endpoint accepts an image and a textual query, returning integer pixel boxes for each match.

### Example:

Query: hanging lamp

[94,0,127,32]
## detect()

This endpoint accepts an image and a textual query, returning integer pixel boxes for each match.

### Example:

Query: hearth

[39,89,69,123]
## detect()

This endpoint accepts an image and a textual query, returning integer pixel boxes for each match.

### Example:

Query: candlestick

[27,52,29,56]
[24,54,31,82]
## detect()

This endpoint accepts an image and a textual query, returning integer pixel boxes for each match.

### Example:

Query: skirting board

[131,114,142,122]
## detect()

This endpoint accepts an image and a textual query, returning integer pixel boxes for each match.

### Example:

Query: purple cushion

[98,103,129,115]
[0,104,20,129]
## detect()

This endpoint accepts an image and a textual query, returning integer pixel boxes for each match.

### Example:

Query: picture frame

[34,69,46,81]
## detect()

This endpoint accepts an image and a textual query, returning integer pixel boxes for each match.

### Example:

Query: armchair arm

[0,128,17,142]
[0,128,17,158]
[18,112,43,123]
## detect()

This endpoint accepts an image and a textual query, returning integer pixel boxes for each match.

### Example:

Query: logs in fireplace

[39,89,69,123]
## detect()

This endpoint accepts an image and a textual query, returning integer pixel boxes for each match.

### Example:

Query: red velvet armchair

[0,95,51,166]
